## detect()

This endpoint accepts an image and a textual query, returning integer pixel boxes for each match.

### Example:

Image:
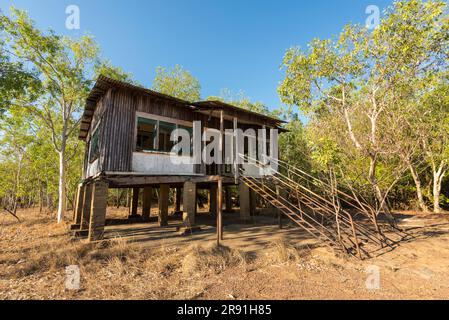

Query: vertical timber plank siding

[102,89,136,172]
[88,85,279,174]
[86,94,108,172]
[136,94,193,122]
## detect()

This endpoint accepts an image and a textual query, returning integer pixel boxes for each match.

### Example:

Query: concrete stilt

[88,181,109,241]
[158,184,169,227]
[239,182,251,222]
[142,187,152,221]
[130,187,139,217]
[183,181,197,226]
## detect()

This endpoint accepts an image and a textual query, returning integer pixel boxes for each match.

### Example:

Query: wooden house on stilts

[71,76,284,241]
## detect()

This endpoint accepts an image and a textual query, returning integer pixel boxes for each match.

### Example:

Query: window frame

[136,117,158,152]
[135,112,193,155]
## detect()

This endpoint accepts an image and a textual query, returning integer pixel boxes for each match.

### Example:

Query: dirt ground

[1,207,449,300]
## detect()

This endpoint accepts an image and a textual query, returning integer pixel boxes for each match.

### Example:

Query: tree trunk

[433,178,441,213]
[57,148,66,223]
[409,164,428,212]
[39,184,43,214]
[432,161,446,214]
[369,155,395,223]
[12,155,24,215]
[116,189,121,208]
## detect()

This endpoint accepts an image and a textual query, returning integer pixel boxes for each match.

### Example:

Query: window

[178,125,193,156]
[136,117,191,154]
[89,127,100,162]
[136,118,157,151]
[158,121,177,153]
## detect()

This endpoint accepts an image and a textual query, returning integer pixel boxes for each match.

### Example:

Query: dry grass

[181,244,248,277]
[262,239,304,265]
[2,208,449,300]
[0,209,252,299]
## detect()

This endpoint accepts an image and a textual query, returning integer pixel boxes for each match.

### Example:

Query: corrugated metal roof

[79,76,285,140]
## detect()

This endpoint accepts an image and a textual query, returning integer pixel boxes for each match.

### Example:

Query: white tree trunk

[409,165,428,212]
[433,178,441,213]
[57,148,66,223]
[432,161,446,214]
[369,155,395,224]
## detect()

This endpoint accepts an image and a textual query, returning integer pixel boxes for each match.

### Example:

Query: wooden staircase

[238,156,409,259]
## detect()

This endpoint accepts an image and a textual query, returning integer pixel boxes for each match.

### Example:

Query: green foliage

[278,0,449,210]
[207,88,271,115]
[1,0,449,215]
[278,118,311,172]
[0,29,40,115]
[93,59,135,83]
[152,64,201,102]
[0,8,134,217]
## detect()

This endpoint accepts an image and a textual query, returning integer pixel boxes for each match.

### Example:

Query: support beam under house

[183,181,197,226]
[239,182,252,223]
[88,180,109,241]
[158,184,169,227]
[130,187,139,217]
[80,183,93,231]
[142,187,152,221]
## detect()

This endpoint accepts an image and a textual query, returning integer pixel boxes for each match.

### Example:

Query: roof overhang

[191,100,286,127]
[79,76,287,140]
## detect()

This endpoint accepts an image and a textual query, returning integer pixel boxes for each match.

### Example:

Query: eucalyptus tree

[1,9,137,222]
[207,88,271,115]
[0,29,39,116]
[93,60,135,83]
[152,64,201,102]
[1,9,100,222]
[0,106,35,218]
[278,0,449,215]
[419,78,449,213]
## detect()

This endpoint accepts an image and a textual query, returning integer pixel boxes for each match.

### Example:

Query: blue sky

[1,0,393,112]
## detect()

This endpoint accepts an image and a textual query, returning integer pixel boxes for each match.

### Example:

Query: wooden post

[72,184,80,222]
[73,184,85,225]
[219,110,224,175]
[225,186,233,212]
[130,187,139,217]
[217,178,223,245]
[88,180,109,241]
[175,187,182,212]
[233,117,239,183]
[142,187,152,221]
[276,184,282,229]
[80,184,93,231]
[183,181,197,227]
[158,184,169,227]
[127,188,131,213]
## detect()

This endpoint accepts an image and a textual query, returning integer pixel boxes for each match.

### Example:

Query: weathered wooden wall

[84,87,276,175]
[100,89,136,172]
